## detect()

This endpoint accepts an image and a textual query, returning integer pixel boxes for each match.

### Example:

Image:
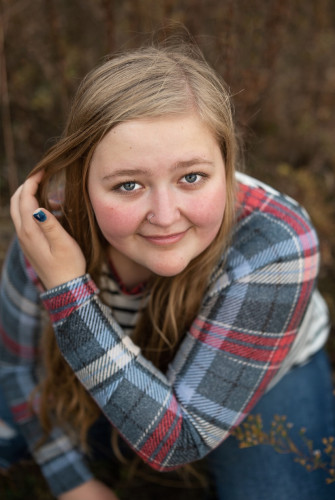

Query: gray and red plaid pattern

[0,173,322,495]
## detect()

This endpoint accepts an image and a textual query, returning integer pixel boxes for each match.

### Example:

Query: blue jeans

[207,349,335,500]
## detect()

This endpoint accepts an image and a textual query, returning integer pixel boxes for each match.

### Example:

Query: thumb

[33,208,49,223]
[32,208,67,242]
[31,208,86,288]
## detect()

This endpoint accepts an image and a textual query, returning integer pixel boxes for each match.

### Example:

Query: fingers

[9,170,87,289]
[10,170,51,258]
[10,169,66,249]
[30,207,87,289]
[27,169,44,183]
[18,171,43,222]
[9,184,24,232]
[10,170,44,233]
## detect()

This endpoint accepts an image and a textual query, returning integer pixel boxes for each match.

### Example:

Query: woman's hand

[58,479,120,500]
[10,171,87,289]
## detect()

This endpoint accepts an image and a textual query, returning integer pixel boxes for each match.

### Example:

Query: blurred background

[0,0,335,496]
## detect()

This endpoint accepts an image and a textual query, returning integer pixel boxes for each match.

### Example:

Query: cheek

[91,199,142,238]
[190,186,226,228]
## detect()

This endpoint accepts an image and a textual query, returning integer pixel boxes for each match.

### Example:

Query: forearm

[43,238,320,471]
[40,182,321,470]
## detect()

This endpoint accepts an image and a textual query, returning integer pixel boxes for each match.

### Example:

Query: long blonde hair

[31,37,238,451]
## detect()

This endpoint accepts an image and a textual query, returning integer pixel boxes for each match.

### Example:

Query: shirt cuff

[40,274,99,325]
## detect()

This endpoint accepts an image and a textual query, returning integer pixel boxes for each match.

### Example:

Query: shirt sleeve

[0,238,93,496]
[40,186,320,471]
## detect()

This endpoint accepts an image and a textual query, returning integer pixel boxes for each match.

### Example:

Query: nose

[149,187,181,227]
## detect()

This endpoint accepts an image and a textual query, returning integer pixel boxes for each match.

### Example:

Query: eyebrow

[102,158,214,181]
[173,158,214,170]
[102,168,151,181]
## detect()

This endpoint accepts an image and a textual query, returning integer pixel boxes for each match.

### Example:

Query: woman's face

[88,113,226,287]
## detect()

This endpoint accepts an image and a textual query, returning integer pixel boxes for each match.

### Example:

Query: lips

[141,230,188,245]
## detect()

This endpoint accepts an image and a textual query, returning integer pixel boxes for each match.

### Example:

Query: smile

[141,230,188,246]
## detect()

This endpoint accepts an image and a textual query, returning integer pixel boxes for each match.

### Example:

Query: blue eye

[121,181,137,191]
[180,172,208,187]
[184,173,198,183]
[112,181,142,193]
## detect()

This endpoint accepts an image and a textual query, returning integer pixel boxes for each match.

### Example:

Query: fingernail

[33,210,47,222]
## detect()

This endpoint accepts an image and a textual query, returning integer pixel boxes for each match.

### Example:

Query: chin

[148,261,190,278]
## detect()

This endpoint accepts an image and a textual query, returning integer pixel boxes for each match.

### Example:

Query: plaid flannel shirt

[0,174,322,495]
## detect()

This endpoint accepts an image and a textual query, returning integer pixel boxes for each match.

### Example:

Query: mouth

[141,230,188,246]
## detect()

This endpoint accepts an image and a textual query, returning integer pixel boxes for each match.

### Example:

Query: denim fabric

[207,349,335,500]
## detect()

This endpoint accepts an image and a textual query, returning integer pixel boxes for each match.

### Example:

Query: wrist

[41,275,99,324]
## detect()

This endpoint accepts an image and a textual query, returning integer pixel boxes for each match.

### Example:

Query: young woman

[0,40,333,500]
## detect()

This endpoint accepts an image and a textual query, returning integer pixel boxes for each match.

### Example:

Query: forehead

[92,113,219,165]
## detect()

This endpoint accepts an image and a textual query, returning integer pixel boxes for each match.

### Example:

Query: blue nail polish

[33,210,47,222]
